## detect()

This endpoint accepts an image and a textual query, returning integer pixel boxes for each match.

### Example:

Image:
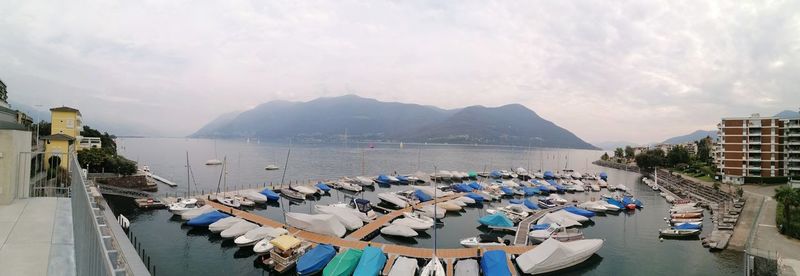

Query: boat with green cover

[323,248,363,276]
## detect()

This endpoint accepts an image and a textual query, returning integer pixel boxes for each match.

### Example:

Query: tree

[695,136,713,164]
[634,149,666,171]
[614,148,624,158]
[82,125,118,153]
[736,187,744,198]
[712,182,720,191]
[624,146,635,159]
[775,186,799,234]
[601,152,609,161]
[667,145,691,167]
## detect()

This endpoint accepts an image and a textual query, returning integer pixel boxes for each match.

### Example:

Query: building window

[66,119,74,129]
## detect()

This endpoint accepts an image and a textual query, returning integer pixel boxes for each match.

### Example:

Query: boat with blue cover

[599,172,608,181]
[543,171,555,180]
[523,187,541,196]
[564,206,595,218]
[453,183,473,193]
[297,244,336,276]
[531,223,550,230]
[375,175,392,185]
[315,182,332,192]
[490,170,503,179]
[480,250,512,276]
[186,210,229,227]
[478,213,514,228]
[260,188,280,201]
[414,189,433,202]
[353,246,386,276]
[467,182,483,190]
[500,186,514,196]
[509,199,523,204]
[674,223,702,230]
[465,193,484,203]
[606,198,624,209]
[524,199,540,210]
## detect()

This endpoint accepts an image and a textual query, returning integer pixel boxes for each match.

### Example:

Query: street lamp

[34,104,43,149]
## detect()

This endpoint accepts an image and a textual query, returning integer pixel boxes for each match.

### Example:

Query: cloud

[1,0,799,144]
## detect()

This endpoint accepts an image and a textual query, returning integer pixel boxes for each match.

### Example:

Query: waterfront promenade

[0,198,74,276]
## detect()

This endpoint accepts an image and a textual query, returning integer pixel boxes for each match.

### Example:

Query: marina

[104,138,745,276]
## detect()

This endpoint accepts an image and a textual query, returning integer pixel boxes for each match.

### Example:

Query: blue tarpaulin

[375,175,392,184]
[599,172,608,181]
[186,211,229,227]
[509,199,523,204]
[523,199,540,210]
[531,223,550,230]
[260,188,280,201]
[315,182,331,192]
[480,250,512,276]
[522,187,540,196]
[465,193,484,203]
[453,183,473,193]
[478,213,514,228]
[468,182,483,190]
[396,176,409,184]
[297,244,336,276]
[564,206,596,218]
[414,189,432,202]
[353,246,386,276]
[490,170,502,178]
[675,223,702,230]
[500,186,514,196]
[543,171,554,179]
[606,198,624,209]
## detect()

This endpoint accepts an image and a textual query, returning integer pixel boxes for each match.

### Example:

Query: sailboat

[206,139,223,165]
[419,177,445,276]
[215,157,241,208]
[169,152,199,214]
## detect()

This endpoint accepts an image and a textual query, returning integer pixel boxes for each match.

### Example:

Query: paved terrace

[0,197,75,276]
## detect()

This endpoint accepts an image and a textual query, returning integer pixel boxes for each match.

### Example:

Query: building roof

[41,133,75,141]
[0,120,27,131]
[50,106,81,114]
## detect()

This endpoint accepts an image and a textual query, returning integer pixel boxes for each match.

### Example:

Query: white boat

[412,185,442,198]
[337,181,363,192]
[573,185,585,192]
[590,185,601,192]
[454,259,479,276]
[475,191,497,201]
[241,190,268,203]
[554,210,590,222]
[597,201,621,212]
[455,196,476,205]
[538,213,581,228]
[576,201,607,213]
[437,202,462,212]
[181,205,215,221]
[217,196,241,208]
[418,205,446,219]
[615,184,628,192]
[419,257,445,276]
[659,228,701,237]
[235,196,255,207]
[447,200,466,207]
[392,216,433,230]
[529,223,584,243]
[314,205,364,231]
[401,212,434,226]
[252,228,289,255]
[459,234,505,248]
[168,198,198,215]
[378,192,409,208]
[205,159,222,166]
[548,194,568,205]
[670,206,704,214]
[235,226,279,247]
[388,256,418,276]
[291,185,317,196]
[220,221,258,239]
[264,164,279,170]
[285,212,346,237]
[380,224,418,237]
[387,175,400,183]
[516,238,604,274]
[209,217,245,233]
[332,199,378,222]
[354,176,375,186]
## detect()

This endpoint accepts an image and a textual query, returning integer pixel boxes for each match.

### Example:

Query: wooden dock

[513,205,568,245]
[346,193,462,240]
[204,198,533,273]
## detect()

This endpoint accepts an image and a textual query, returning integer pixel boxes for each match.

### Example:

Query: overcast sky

[2,1,799,144]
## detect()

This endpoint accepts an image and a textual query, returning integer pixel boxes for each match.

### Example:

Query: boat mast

[216,156,225,194]
[432,165,437,258]
[185,151,191,197]
[280,142,291,189]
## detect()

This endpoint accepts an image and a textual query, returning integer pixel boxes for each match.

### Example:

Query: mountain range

[192,95,600,150]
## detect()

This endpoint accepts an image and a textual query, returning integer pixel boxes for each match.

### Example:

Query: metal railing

[17,151,72,198]
[71,155,149,276]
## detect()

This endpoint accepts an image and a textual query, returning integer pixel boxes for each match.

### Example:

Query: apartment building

[785,116,800,185]
[715,114,784,184]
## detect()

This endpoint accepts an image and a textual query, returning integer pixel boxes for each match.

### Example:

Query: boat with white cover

[314,205,363,231]
[437,202,462,212]
[454,259,479,276]
[380,224,418,237]
[516,238,604,274]
[455,196,476,205]
[419,257,445,276]
[337,181,363,192]
[354,176,375,186]
[291,185,317,196]
[209,217,245,233]
[388,256,418,276]
[418,205,445,219]
[554,210,590,222]
[181,205,215,220]
[285,212,346,237]
[217,196,241,208]
[235,227,287,247]
[529,223,584,243]
[448,200,466,207]
[576,201,607,212]
[241,190,268,203]
[378,192,408,208]
[220,221,258,239]
[538,213,581,228]
[548,194,568,205]
[392,217,433,230]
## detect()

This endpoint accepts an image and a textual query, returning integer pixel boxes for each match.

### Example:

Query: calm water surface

[108,138,742,276]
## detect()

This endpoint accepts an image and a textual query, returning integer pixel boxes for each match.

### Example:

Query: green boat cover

[323,248,363,276]
[468,171,478,178]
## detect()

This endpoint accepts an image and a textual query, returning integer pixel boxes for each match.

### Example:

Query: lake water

[108,138,743,275]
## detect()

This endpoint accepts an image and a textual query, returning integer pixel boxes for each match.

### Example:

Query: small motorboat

[459,234,506,248]
[168,198,198,215]
[436,201,462,212]
[448,199,466,207]
[577,201,607,213]
[418,205,446,219]
[419,256,445,276]
[314,205,363,231]
[548,194,568,205]
[563,206,596,218]
[454,259,479,276]
[529,223,584,243]
[209,217,244,233]
[354,176,375,186]
[252,228,289,255]
[323,248,363,276]
[186,210,229,227]
[538,198,557,209]
[659,228,701,238]
[280,188,306,201]
[516,238,604,274]
[235,227,282,247]
[291,185,318,196]
[285,212,347,237]
[353,246,387,276]
[235,196,255,207]
[264,164,279,170]
[315,182,332,193]
[671,213,702,219]
[481,250,513,276]
[205,159,222,166]
[260,188,280,201]
[220,221,258,239]
[554,210,590,222]
[388,256,418,276]
[217,196,241,208]
[241,190,268,203]
[338,181,363,192]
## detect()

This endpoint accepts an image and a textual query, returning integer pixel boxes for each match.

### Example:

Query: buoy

[660,238,664,242]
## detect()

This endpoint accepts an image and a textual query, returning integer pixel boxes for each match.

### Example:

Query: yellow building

[44,106,82,169]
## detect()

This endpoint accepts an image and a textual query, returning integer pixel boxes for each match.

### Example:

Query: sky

[1,0,799,144]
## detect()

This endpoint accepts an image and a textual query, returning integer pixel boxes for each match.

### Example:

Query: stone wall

[0,129,32,204]
[94,174,157,192]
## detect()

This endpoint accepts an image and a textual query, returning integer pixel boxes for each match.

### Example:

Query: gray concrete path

[743,185,800,276]
[0,198,75,276]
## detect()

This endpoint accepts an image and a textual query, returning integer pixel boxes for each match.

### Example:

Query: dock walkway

[346,193,462,240]
[513,205,568,245]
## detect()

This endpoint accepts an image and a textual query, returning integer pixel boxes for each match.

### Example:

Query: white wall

[0,129,32,205]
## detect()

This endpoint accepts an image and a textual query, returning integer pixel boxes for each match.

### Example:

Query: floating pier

[149,173,177,187]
